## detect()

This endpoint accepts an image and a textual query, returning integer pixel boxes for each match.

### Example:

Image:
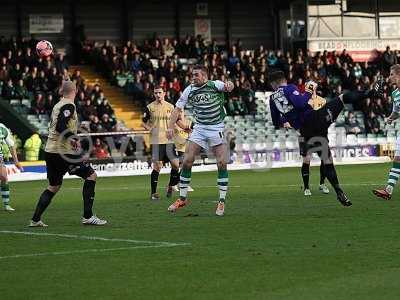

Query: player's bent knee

[152,162,162,172]
[171,159,180,170]
[88,172,97,181]
[182,158,194,169]
[48,185,61,193]
[217,159,227,169]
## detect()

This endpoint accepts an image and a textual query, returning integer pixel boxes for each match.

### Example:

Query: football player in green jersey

[166,65,234,216]
[373,64,400,200]
[0,124,23,211]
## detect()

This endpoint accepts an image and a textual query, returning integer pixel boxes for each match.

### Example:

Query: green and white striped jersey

[392,88,400,113]
[0,123,14,157]
[176,80,226,125]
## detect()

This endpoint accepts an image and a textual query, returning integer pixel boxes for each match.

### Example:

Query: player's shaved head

[193,64,208,76]
[61,80,77,98]
[192,65,208,86]
[268,71,287,90]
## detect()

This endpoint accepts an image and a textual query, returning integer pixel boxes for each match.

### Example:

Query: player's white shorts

[396,136,400,157]
[188,123,226,150]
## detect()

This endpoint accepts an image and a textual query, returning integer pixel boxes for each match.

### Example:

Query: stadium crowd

[0,36,128,158]
[1,35,400,161]
[88,36,400,134]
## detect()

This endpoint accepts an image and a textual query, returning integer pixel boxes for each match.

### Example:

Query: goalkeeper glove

[305,80,318,94]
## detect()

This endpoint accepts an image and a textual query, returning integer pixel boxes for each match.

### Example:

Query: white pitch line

[0,244,185,260]
[0,230,189,246]
[10,183,383,196]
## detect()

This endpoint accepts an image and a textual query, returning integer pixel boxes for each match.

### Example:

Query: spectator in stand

[9,63,22,82]
[150,39,162,58]
[297,78,305,93]
[82,99,97,121]
[365,111,382,135]
[91,83,102,99]
[345,112,362,134]
[30,93,46,115]
[90,115,103,133]
[353,62,363,79]
[2,79,15,100]
[37,70,49,92]
[45,93,55,114]
[101,114,115,132]
[71,69,84,88]
[14,79,29,100]
[0,65,9,82]
[92,138,110,159]
[97,98,114,118]
[382,46,397,75]
[162,38,175,57]
[55,53,68,74]
[372,98,388,118]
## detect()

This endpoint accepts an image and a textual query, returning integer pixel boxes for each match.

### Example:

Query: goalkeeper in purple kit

[269,71,351,207]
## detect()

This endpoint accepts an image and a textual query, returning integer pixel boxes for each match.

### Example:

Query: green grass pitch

[1,163,400,299]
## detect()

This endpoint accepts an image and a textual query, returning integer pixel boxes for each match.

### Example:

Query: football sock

[320,161,326,185]
[32,189,55,222]
[83,179,96,219]
[324,163,342,195]
[217,169,229,202]
[385,161,400,194]
[168,167,180,187]
[151,170,159,194]
[179,168,191,201]
[301,163,310,189]
[1,182,10,206]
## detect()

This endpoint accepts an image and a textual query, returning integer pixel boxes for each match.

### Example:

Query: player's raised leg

[212,143,229,216]
[318,141,351,206]
[168,141,201,212]
[373,156,400,200]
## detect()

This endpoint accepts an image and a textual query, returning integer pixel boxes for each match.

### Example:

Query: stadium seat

[367,134,378,145]
[286,136,298,149]
[377,136,388,144]
[255,142,266,151]
[21,99,31,108]
[150,59,159,68]
[346,134,357,146]
[357,135,367,145]
[344,103,353,111]
[9,99,21,106]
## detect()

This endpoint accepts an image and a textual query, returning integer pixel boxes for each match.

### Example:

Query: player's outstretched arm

[142,106,152,130]
[387,112,399,124]
[10,147,23,171]
[176,113,192,133]
[167,107,183,139]
[4,129,23,171]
